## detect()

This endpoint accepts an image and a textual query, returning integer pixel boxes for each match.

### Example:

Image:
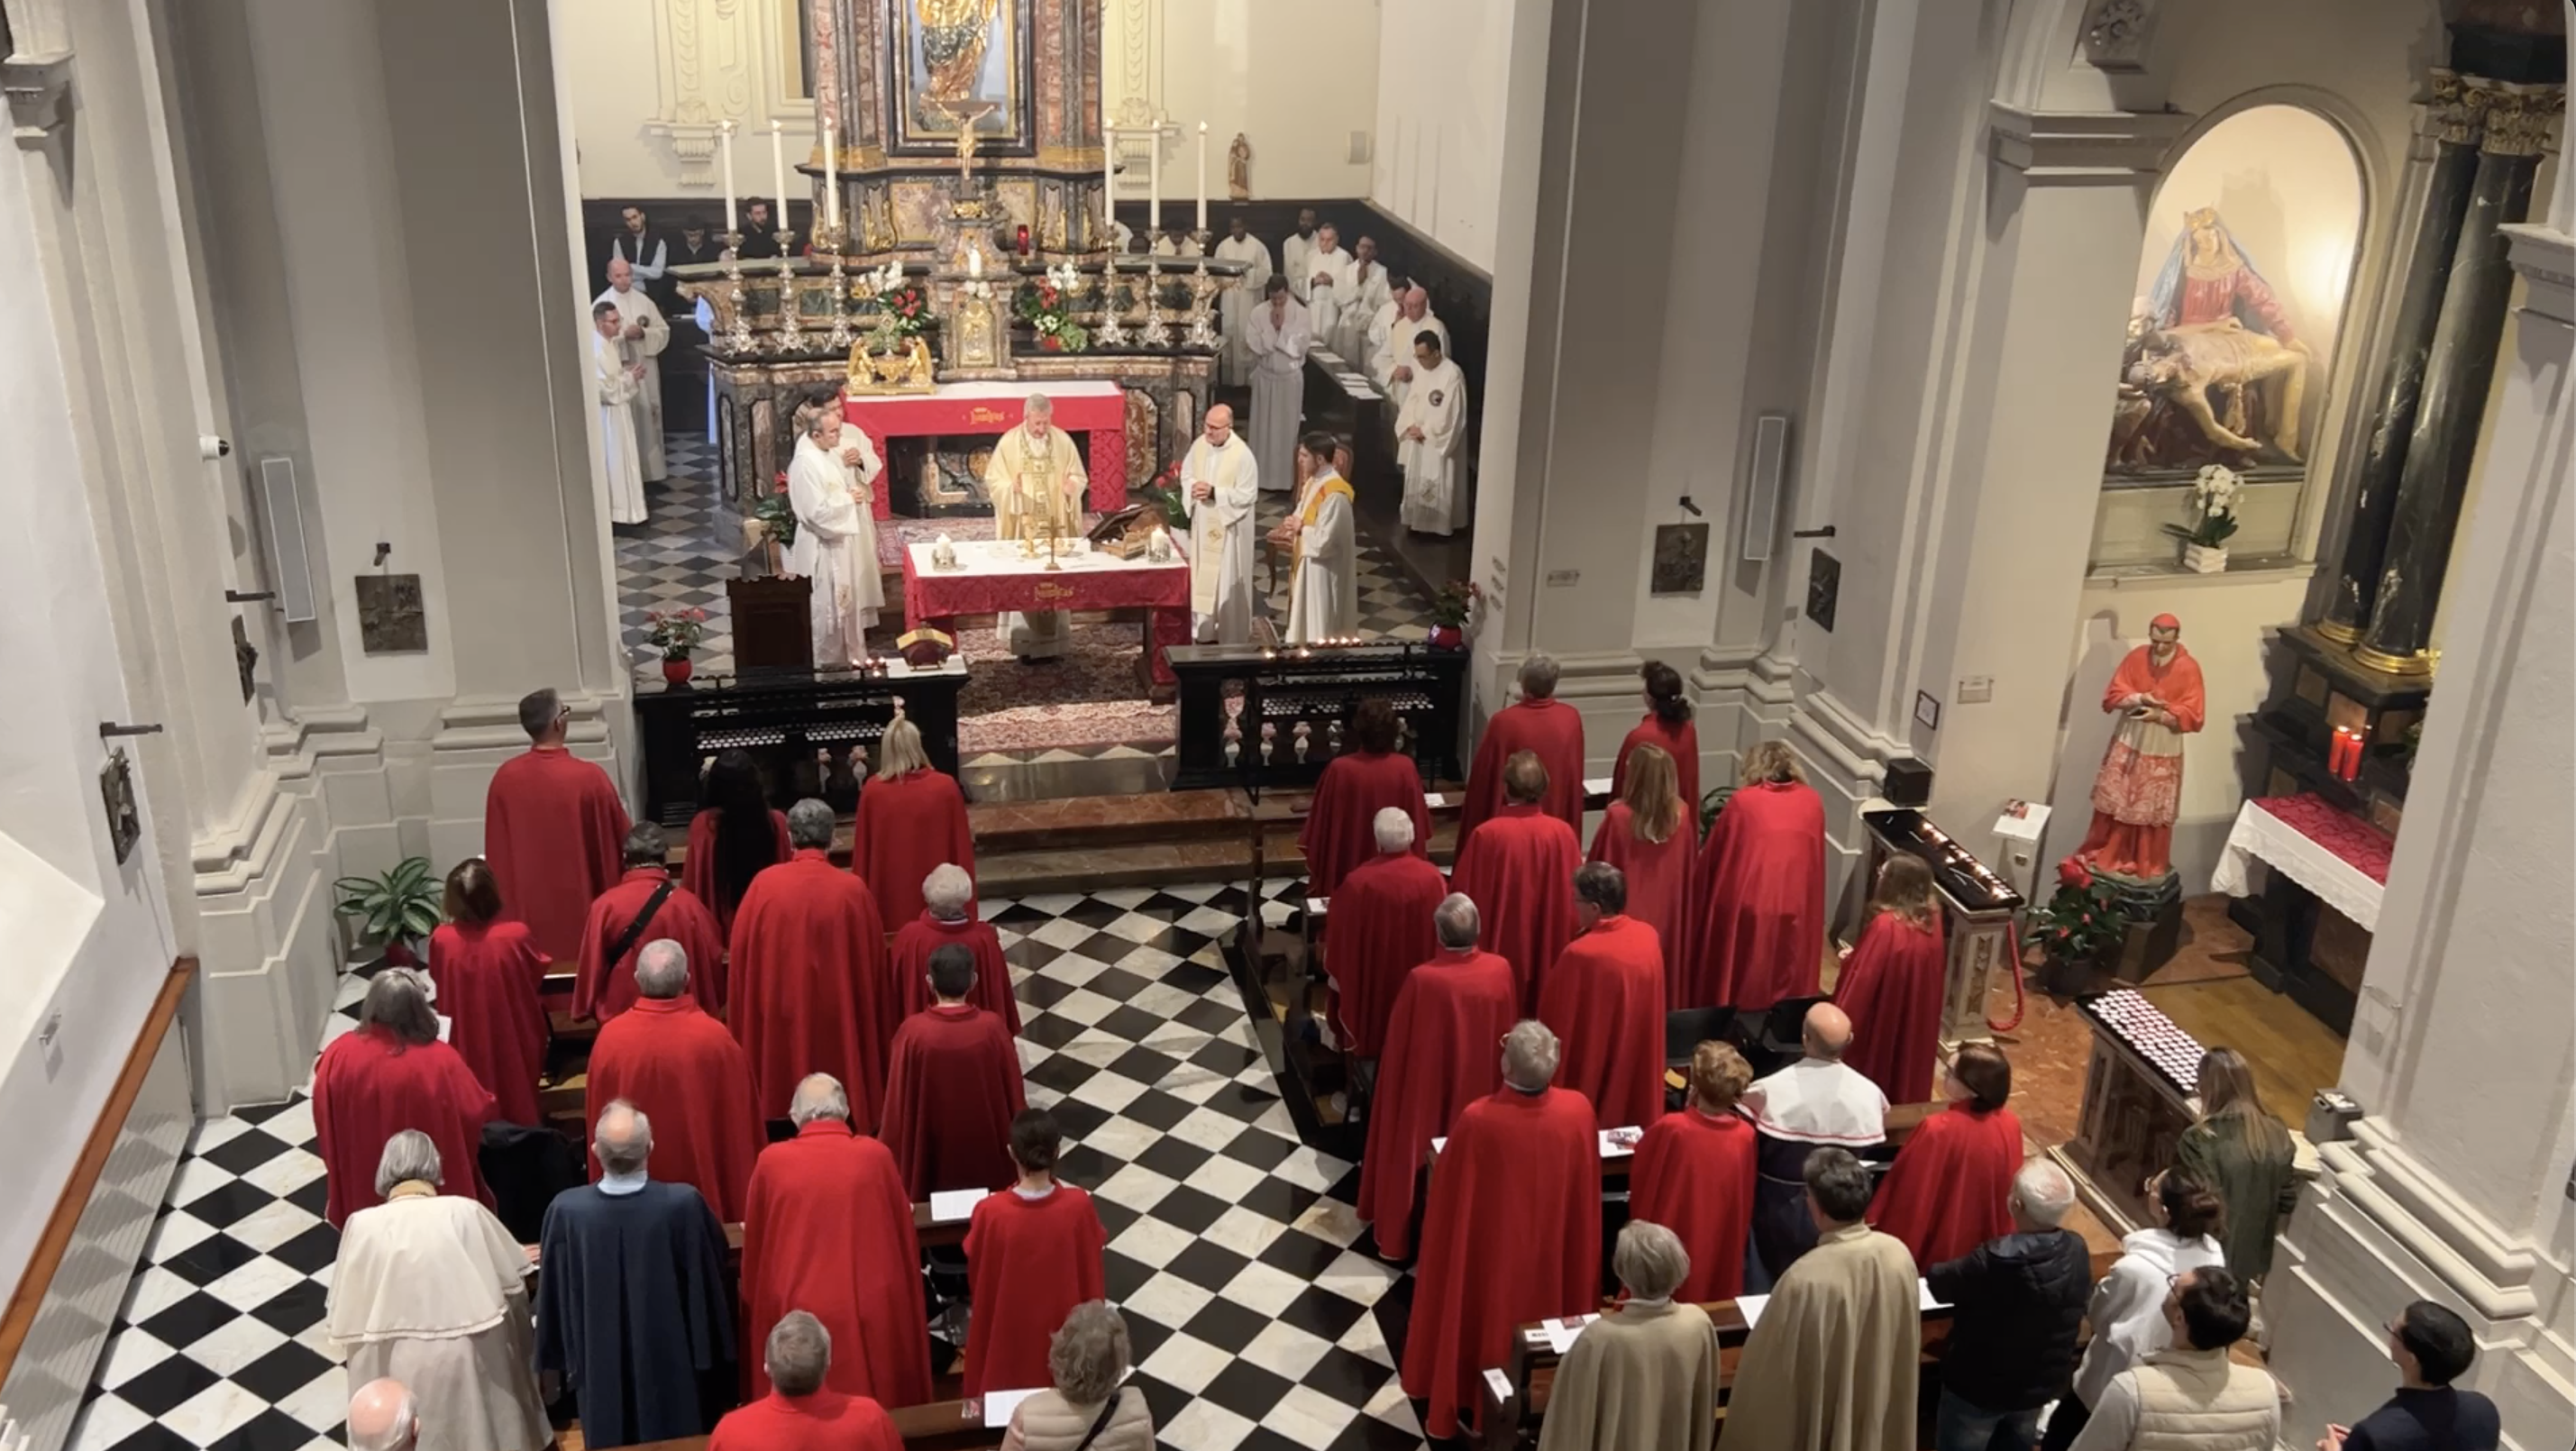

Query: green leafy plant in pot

[335,856,443,967]
[2028,855,2128,990]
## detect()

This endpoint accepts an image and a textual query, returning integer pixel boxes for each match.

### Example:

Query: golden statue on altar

[846,333,936,394]
[916,0,1000,102]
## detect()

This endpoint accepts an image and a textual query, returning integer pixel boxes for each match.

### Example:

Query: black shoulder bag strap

[605,877,679,968]
[1070,1388,1123,1451]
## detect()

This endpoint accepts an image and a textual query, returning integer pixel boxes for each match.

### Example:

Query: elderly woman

[327,1131,549,1451]
[998,1300,1155,1451]
[888,861,1020,1033]
[851,717,975,928]
[312,969,496,1227]
[1539,1221,1719,1451]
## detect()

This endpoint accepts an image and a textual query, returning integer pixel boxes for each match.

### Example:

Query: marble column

[2354,83,2562,671]
[2316,71,2488,643]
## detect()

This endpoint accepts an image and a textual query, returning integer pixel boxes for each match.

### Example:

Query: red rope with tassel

[1987,916,2030,1033]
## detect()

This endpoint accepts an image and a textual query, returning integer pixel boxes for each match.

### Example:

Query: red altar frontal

[901,539,1192,690]
[843,379,1128,522]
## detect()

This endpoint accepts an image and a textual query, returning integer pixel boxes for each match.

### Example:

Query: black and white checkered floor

[69,882,1437,1451]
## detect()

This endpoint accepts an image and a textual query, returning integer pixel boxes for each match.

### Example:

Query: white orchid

[1046,260,1082,294]
[2192,463,2242,516]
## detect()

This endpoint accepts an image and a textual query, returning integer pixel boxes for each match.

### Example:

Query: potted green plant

[1697,784,1734,840]
[2165,463,2242,573]
[2029,856,2129,991]
[334,856,443,968]
[645,607,711,684]
[1427,579,1480,650]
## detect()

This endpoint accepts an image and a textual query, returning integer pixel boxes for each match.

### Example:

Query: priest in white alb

[1373,286,1449,414]
[1181,404,1259,643]
[1276,431,1358,645]
[1302,224,1357,352]
[1214,214,1273,388]
[983,394,1089,659]
[1281,207,1320,300]
[785,402,884,668]
[594,257,671,482]
[1339,235,1390,361]
[592,302,647,525]
[1396,333,1469,536]
[1245,278,1311,497]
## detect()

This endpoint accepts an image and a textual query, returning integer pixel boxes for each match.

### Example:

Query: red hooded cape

[1687,780,1827,1008]
[1323,851,1448,1057]
[879,1004,1026,1199]
[1298,750,1431,897]
[312,1025,496,1227]
[1612,714,1701,821]
[851,769,975,930]
[709,1389,901,1451]
[741,1120,933,1406]
[1833,911,1948,1105]
[962,1185,1108,1395]
[574,868,727,1022]
[728,852,900,1126]
[425,920,549,1127]
[1537,915,1668,1131]
[890,913,1021,1037]
[683,807,790,934]
[1629,1108,1758,1301]
[1588,804,1698,1008]
[1399,1085,1603,1439]
[1457,698,1587,844]
[584,995,762,1222]
[1449,804,1581,1011]
[484,746,630,962]
[1357,949,1519,1260]
[1869,1101,2023,1268]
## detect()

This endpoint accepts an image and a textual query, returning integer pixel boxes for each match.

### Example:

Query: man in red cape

[1357,894,1519,1260]
[1322,808,1447,1059]
[741,1073,933,1407]
[1450,750,1582,1010]
[888,863,1021,1036]
[728,799,901,1125]
[1299,698,1430,896]
[1688,739,1826,1008]
[1868,1043,2023,1269]
[584,939,762,1221]
[576,824,727,1021]
[484,688,630,962]
[313,970,496,1227]
[851,718,975,928]
[880,945,1027,1198]
[963,1109,1108,1395]
[1630,1040,1759,1301]
[2076,613,2206,881]
[1537,862,1667,1131]
[709,1311,902,1451]
[1458,653,1587,843]
[1400,1019,1603,1439]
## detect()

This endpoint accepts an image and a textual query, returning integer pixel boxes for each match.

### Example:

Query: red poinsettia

[774,470,790,494]
[2057,856,2093,890]
[1039,334,1064,351]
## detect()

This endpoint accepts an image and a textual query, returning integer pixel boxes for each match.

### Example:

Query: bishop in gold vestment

[982,397,1088,657]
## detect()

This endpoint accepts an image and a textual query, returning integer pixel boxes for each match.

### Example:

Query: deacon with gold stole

[982,394,1088,658]
[1182,404,1259,643]
[1275,430,1357,646]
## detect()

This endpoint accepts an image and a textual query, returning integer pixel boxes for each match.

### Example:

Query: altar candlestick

[719,121,738,233]
[1195,122,1209,233]
[1147,124,1161,235]
[1101,128,1116,249]
[823,119,839,236]
[770,120,788,233]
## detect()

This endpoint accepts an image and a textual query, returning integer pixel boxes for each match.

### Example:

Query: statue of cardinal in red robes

[2076,614,2205,881]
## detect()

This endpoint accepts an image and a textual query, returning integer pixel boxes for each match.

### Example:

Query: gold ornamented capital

[2428,69,2498,146]
[2480,83,2564,159]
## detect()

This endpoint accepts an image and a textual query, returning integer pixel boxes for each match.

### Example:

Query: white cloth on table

[594,283,671,479]
[785,432,884,667]
[1181,433,1259,643]
[1245,297,1311,495]
[593,330,646,525]
[1300,244,1357,350]
[2206,798,2386,931]
[1396,355,1469,535]
[1214,233,1273,387]
[1283,472,1357,645]
[328,1191,550,1451]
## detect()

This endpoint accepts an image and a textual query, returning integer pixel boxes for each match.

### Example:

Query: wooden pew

[1422,1100,1941,1189]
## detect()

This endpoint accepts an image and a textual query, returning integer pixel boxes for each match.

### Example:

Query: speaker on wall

[255,456,318,623]
[1740,412,1789,562]
[1884,757,1933,808]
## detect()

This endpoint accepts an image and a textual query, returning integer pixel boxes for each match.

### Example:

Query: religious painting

[887,0,1031,154]
[1804,550,1840,633]
[1650,523,1708,594]
[2105,105,2361,483]
[100,748,142,864]
[355,573,428,653]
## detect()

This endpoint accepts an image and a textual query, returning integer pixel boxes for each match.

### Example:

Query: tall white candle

[823,119,838,236]
[720,120,738,234]
[1196,122,1208,233]
[1147,125,1161,235]
[1101,129,1116,250]
[769,119,788,236]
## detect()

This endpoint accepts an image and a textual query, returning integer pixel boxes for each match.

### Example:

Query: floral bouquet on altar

[1015,276,1091,353]
[2165,463,2242,571]
[1137,461,1188,531]
[860,281,930,340]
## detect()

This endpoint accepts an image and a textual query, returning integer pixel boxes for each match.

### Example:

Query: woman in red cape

[1870,1042,2023,1268]
[1686,741,1826,1009]
[1298,698,1430,897]
[1832,853,1947,1104]
[852,718,975,930]
[313,969,496,1227]
[425,859,549,1127]
[1588,743,1697,1005]
[1611,661,1701,821]
[888,864,1020,1036]
[684,749,790,933]
[963,1110,1107,1395]
[1629,1041,1759,1301]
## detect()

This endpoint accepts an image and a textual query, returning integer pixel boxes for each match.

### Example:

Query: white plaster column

[2262,219,2575,1449]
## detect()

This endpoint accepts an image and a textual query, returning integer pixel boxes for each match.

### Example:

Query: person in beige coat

[998,1300,1154,1451]
[1722,1147,1922,1451]
[1539,1220,1718,1451]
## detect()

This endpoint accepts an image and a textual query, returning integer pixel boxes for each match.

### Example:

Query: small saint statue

[1228,132,1252,200]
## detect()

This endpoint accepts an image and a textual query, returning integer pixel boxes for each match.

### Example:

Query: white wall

[1110,0,1380,205]
[557,0,686,196]
[1372,0,1512,269]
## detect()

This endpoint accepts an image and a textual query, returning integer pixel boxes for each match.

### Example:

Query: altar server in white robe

[1214,214,1273,387]
[1372,286,1449,413]
[1338,235,1390,361]
[785,403,885,667]
[1277,432,1358,645]
[1245,279,1311,497]
[1182,404,1260,643]
[595,257,671,481]
[591,303,648,525]
[1396,333,1469,535]
[1280,208,1320,299]
[984,394,1089,658]
[1301,224,1357,351]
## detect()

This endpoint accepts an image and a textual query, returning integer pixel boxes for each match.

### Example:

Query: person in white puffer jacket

[2042,1169,2228,1451]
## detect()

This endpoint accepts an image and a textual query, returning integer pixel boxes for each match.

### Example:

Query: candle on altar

[1147,123,1161,235]
[769,120,788,235]
[1101,128,1116,250]
[822,119,839,237]
[1195,122,1208,233]
[719,120,738,233]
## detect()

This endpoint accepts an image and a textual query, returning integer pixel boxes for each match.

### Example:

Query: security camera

[199,434,233,460]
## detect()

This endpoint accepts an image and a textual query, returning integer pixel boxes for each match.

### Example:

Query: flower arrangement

[2165,463,2243,551]
[1014,276,1091,352]
[860,281,929,341]
[645,607,711,661]
[744,470,799,554]
[2031,856,2129,964]
[1138,461,1188,527]
[1428,579,1482,629]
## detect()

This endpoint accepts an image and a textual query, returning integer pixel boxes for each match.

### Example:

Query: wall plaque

[100,748,142,864]
[355,573,428,653]
[1651,523,1709,595]
[1805,549,1841,632]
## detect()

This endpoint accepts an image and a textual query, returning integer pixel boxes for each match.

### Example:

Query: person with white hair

[327,1132,548,1451]
[1296,697,1431,898]
[984,392,1089,657]
[595,253,671,483]
[889,861,1021,1033]
[1459,652,1588,840]
[727,799,901,1124]
[583,936,763,1220]
[1357,892,1518,1260]
[785,398,885,669]
[1400,1021,1604,1440]
[1539,1221,1722,1451]
[1319,803,1448,1063]
[1179,402,1259,644]
[312,969,496,1228]
[535,1100,738,1446]
[851,716,974,928]
[347,1378,420,1451]
[592,298,649,524]
[710,1310,904,1449]
[994,1301,1156,1451]
[880,944,1028,1198]
[1923,1157,2095,1451]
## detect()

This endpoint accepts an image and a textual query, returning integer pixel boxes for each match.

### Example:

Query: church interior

[0,1,2568,1450]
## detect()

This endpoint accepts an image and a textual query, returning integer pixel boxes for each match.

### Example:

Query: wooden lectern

[725,576,813,671]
